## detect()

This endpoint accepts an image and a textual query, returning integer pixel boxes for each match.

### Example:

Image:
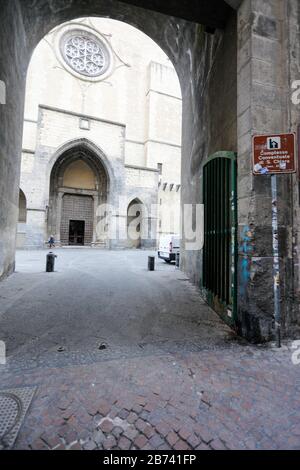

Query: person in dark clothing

[48,235,55,248]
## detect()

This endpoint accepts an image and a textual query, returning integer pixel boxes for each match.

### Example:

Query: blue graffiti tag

[240,226,253,296]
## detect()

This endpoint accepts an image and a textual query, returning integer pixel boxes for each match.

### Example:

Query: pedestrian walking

[48,235,55,249]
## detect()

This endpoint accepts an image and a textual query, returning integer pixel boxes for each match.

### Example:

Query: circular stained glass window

[61,30,110,78]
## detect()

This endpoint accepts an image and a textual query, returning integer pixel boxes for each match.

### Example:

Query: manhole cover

[0,387,36,449]
[0,393,22,449]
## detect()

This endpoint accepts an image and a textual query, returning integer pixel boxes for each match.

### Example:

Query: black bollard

[148,256,155,271]
[46,252,57,272]
[176,252,180,268]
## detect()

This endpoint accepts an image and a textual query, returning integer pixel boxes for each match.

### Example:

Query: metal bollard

[176,252,180,268]
[46,252,57,273]
[148,256,155,271]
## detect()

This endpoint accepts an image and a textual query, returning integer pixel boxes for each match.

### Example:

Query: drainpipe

[271,174,281,348]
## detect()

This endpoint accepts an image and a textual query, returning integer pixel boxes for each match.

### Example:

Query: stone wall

[286,0,300,338]
[236,0,299,341]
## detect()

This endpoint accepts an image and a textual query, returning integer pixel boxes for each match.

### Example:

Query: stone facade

[18,17,182,249]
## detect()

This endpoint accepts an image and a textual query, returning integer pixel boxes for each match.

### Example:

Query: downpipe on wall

[271,174,281,348]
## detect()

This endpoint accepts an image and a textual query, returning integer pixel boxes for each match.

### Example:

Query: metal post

[271,175,281,348]
[148,256,155,271]
[46,252,57,273]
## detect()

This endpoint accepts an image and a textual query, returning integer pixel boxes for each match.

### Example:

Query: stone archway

[48,143,109,247]
[0,1,245,336]
[1,0,193,279]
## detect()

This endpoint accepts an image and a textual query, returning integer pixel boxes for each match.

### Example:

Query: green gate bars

[202,151,237,325]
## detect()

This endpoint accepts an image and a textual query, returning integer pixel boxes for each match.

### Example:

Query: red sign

[253,133,296,175]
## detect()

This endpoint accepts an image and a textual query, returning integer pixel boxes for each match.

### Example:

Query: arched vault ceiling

[20,0,236,37]
[118,0,234,28]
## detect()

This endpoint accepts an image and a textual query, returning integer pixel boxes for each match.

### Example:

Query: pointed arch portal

[48,143,109,247]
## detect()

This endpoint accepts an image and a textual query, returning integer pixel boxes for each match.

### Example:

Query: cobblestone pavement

[0,250,300,450]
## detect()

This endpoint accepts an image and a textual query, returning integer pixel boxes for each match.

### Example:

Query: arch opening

[20,16,182,251]
[18,189,27,224]
[16,189,27,249]
[48,143,110,247]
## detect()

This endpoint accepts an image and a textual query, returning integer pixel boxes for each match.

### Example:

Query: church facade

[18,18,182,249]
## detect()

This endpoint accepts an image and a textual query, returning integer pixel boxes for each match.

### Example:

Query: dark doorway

[60,194,94,246]
[69,220,85,246]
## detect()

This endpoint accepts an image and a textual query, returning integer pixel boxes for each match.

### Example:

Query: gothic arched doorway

[48,143,109,247]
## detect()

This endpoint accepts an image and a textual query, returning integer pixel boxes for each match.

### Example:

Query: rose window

[61,31,109,78]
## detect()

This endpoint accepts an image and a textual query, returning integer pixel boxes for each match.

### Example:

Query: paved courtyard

[0,249,300,450]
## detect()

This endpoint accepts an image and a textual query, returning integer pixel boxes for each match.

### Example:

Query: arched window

[18,189,27,223]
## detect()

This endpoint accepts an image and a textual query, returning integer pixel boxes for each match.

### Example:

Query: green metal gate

[202,151,237,325]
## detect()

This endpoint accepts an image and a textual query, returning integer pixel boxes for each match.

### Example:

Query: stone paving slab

[0,344,299,450]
